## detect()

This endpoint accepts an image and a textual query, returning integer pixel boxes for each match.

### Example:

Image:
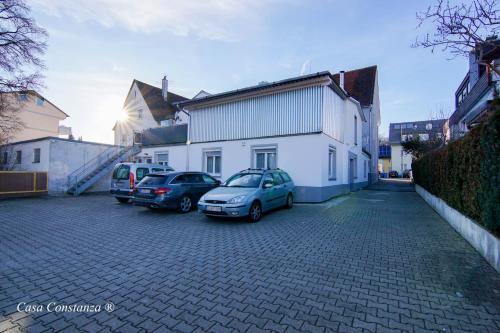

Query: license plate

[139,189,150,194]
[206,206,222,212]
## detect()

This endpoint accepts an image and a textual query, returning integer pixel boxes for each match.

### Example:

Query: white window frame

[33,148,41,164]
[137,108,143,119]
[204,149,222,177]
[252,145,277,169]
[155,151,169,166]
[328,146,337,180]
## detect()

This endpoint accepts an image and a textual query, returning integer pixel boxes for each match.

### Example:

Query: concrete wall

[48,140,118,194]
[416,185,500,273]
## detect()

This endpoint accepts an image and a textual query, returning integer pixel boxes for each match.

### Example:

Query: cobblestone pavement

[1,183,499,332]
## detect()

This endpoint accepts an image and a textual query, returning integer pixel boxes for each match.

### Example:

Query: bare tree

[0,0,47,145]
[413,0,499,69]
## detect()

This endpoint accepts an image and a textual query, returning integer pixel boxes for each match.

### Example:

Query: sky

[29,0,469,144]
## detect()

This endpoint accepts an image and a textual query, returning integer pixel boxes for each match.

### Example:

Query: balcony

[449,71,490,125]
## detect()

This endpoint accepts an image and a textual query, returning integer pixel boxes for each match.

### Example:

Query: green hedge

[412,100,500,237]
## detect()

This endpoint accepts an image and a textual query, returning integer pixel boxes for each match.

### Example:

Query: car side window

[262,175,273,186]
[185,174,203,183]
[171,175,186,184]
[152,168,164,173]
[202,174,217,184]
[272,173,283,185]
[136,168,149,181]
[280,172,291,183]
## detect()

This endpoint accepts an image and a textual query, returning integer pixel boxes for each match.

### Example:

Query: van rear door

[111,164,131,190]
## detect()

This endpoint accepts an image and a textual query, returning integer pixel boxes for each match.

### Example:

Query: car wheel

[116,197,129,203]
[285,194,293,209]
[248,201,262,223]
[178,195,192,213]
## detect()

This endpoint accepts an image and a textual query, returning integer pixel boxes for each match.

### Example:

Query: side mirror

[263,181,273,189]
[215,180,221,186]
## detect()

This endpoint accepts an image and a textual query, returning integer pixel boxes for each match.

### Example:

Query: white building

[113,77,188,146]
[136,70,381,202]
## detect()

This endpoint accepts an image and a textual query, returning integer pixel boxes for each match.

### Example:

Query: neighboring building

[2,91,69,143]
[113,77,188,146]
[378,144,391,175]
[136,70,380,202]
[388,119,446,175]
[449,38,500,140]
[0,137,133,194]
[333,66,380,184]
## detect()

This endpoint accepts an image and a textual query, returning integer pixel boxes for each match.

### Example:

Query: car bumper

[110,188,134,199]
[198,202,251,217]
[132,196,178,209]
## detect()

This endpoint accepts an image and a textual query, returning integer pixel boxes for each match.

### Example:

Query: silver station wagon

[198,168,296,222]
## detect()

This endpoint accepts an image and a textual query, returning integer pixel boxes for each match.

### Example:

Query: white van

[110,163,174,203]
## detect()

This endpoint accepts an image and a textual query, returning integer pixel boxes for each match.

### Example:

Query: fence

[0,171,48,198]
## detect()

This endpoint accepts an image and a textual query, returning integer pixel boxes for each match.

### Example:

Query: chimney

[469,51,480,87]
[339,71,345,90]
[162,76,168,101]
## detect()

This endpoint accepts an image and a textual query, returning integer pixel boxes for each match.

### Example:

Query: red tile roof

[332,65,377,106]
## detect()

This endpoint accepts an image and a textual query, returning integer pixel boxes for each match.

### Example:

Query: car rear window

[112,165,130,180]
[138,175,167,186]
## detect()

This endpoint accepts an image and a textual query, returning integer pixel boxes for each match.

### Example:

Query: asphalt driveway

[0,182,499,332]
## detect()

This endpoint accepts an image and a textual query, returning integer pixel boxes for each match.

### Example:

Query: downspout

[178,108,191,171]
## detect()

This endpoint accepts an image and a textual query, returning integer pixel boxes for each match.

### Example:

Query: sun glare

[117,109,128,122]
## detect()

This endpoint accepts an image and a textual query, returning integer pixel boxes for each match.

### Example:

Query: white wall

[391,144,412,174]
[8,140,51,172]
[114,82,159,146]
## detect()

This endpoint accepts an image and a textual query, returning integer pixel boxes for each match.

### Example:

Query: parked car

[388,170,399,178]
[110,163,174,203]
[198,168,295,223]
[132,172,220,213]
[402,169,412,178]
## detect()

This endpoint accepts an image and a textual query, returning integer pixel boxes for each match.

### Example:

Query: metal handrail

[66,145,137,192]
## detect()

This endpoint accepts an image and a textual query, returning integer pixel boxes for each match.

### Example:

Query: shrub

[412,99,500,236]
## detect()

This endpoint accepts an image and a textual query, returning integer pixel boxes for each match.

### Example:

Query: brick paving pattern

[1,182,499,332]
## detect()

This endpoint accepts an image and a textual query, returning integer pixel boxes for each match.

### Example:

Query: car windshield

[138,175,167,186]
[224,173,262,188]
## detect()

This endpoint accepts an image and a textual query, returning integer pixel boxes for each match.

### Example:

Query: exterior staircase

[66,145,140,196]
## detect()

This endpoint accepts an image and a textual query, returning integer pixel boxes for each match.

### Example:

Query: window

[137,109,143,119]
[364,160,367,178]
[328,147,336,180]
[36,97,44,106]
[425,123,433,130]
[394,124,400,129]
[136,168,149,181]
[2,152,7,164]
[204,150,221,176]
[354,116,358,145]
[15,151,21,164]
[225,173,263,188]
[146,158,152,163]
[155,152,169,166]
[171,174,186,184]
[253,147,276,169]
[280,172,291,183]
[33,148,40,163]
[112,165,130,180]
[186,173,204,183]
[139,175,167,186]
[152,168,164,173]
[202,174,217,184]
[271,173,283,185]
[19,93,28,102]
[419,133,429,141]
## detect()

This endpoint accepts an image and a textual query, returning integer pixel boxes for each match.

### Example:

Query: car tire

[116,197,129,203]
[285,193,293,209]
[248,201,262,223]
[177,195,192,213]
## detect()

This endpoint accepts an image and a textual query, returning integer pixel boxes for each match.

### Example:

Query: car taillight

[154,187,171,195]
[129,172,134,188]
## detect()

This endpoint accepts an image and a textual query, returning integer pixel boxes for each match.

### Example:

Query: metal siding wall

[190,86,323,142]
[322,87,345,142]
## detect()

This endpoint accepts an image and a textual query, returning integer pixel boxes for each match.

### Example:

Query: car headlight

[227,195,247,204]
[199,195,206,202]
